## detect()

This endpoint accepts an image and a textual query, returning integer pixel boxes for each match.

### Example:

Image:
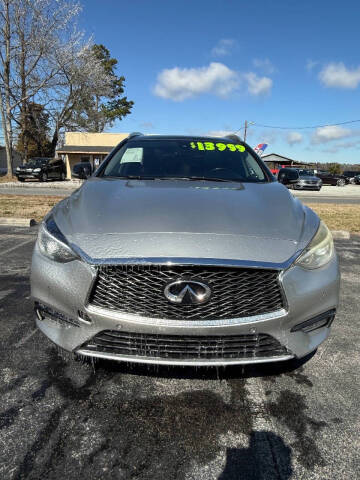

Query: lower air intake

[82,330,289,360]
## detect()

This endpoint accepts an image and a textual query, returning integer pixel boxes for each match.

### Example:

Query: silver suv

[31,134,340,366]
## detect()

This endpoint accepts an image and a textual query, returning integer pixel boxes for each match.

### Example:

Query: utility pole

[243,120,248,142]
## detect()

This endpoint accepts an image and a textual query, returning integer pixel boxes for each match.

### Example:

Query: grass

[0,194,358,232]
[306,203,360,233]
[0,194,65,222]
[0,174,19,183]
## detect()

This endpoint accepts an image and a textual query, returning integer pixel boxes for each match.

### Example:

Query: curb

[0,180,83,190]
[331,230,351,240]
[0,217,37,227]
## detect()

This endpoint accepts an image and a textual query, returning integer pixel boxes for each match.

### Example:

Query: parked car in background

[72,160,93,179]
[31,133,340,368]
[343,170,360,184]
[15,157,66,182]
[294,169,322,191]
[316,171,348,186]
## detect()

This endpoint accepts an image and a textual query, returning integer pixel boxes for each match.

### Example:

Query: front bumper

[30,243,340,366]
[294,183,321,190]
[16,172,41,179]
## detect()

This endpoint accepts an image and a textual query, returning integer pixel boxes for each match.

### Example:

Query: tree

[71,44,134,133]
[15,102,52,158]
[328,163,342,175]
[44,42,116,154]
[0,0,82,176]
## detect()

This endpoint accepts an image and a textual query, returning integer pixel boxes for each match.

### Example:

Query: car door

[320,172,332,185]
[47,158,57,178]
[53,160,63,179]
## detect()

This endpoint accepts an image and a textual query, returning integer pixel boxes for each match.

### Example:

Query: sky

[79,0,360,164]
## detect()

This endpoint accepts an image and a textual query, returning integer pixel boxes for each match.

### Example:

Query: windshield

[297,169,314,176]
[26,158,48,168]
[101,139,270,183]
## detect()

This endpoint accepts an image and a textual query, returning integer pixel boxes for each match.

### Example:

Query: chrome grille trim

[86,304,287,326]
[88,264,285,321]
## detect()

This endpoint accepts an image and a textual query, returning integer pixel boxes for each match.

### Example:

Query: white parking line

[0,238,34,256]
[14,328,37,348]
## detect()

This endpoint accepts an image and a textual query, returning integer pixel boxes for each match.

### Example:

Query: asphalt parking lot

[0,226,359,479]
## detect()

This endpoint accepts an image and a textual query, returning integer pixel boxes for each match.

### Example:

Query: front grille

[83,331,289,360]
[89,265,284,320]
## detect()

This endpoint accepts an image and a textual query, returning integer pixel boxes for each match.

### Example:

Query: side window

[243,152,265,180]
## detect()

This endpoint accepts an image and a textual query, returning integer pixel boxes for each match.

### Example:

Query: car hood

[18,165,37,170]
[54,178,319,265]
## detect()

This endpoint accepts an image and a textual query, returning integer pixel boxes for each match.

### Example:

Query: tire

[60,172,66,181]
[317,187,321,191]
[336,178,346,187]
[40,172,48,182]
[18,177,25,182]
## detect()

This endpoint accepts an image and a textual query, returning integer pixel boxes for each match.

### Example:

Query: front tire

[18,177,25,182]
[336,178,346,187]
[60,172,66,181]
[40,172,48,182]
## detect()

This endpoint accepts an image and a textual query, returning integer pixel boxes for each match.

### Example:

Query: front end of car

[16,165,43,180]
[294,176,322,190]
[31,213,340,366]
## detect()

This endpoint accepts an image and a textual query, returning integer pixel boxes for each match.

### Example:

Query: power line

[248,119,360,130]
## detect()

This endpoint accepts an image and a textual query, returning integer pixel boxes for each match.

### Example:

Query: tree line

[0,0,133,178]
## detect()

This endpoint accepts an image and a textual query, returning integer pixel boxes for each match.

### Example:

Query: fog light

[291,309,336,333]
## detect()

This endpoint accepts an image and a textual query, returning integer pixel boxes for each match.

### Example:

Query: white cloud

[253,58,276,74]
[244,73,272,96]
[321,139,360,153]
[286,131,303,145]
[211,39,236,57]
[319,62,360,89]
[311,125,353,144]
[306,59,318,72]
[206,130,235,137]
[153,62,240,101]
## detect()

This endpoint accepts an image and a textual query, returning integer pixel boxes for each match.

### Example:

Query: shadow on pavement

[218,431,293,479]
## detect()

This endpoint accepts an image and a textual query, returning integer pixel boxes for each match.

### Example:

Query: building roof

[56,145,113,154]
[262,153,315,167]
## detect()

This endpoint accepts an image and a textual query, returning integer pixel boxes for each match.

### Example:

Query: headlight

[16,167,20,170]
[33,168,41,172]
[295,221,334,269]
[37,216,79,263]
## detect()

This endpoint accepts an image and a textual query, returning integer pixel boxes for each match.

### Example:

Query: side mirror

[72,163,91,179]
[278,168,299,185]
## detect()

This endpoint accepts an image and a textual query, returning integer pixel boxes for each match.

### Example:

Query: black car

[316,171,348,186]
[343,170,360,183]
[354,174,360,185]
[15,157,66,182]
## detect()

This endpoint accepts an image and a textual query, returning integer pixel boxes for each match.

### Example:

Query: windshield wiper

[107,175,157,180]
[106,175,241,183]
[156,176,238,183]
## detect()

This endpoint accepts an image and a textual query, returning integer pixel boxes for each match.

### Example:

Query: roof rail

[128,132,143,139]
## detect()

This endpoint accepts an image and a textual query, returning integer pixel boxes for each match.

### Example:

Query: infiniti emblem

[164,280,211,305]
